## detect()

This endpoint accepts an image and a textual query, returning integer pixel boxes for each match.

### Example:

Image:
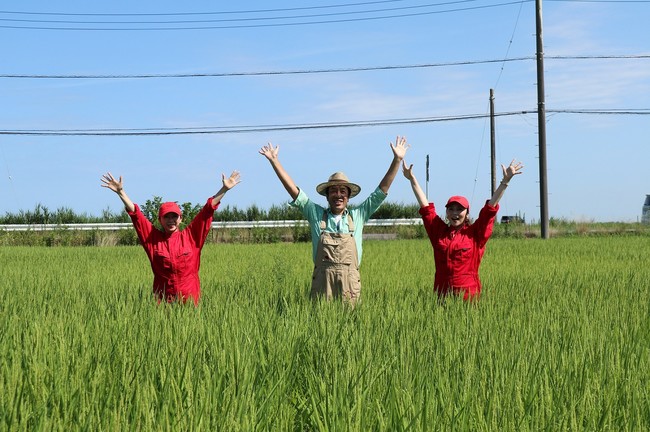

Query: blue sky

[1,0,649,222]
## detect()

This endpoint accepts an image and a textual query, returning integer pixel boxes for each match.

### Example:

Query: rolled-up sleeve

[353,187,387,222]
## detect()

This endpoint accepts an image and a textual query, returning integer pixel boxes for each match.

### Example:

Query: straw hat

[316,172,361,198]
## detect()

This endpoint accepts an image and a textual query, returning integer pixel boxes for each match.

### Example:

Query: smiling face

[327,185,350,215]
[446,202,468,228]
[160,212,182,234]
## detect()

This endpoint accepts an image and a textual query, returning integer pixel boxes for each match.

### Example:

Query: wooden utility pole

[425,154,430,200]
[490,89,497,195]
[536,0,550,238]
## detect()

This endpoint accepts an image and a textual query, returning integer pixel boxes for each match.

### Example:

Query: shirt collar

[328,208,349,217]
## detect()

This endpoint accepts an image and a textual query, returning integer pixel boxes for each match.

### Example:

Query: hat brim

[158,202,183,218]
[445,197,469,210]
[316,181,361,198]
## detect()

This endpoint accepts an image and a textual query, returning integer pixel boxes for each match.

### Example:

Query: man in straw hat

[259,136,409,305]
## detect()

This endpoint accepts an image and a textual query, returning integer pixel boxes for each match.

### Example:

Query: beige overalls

[311,211,361,305]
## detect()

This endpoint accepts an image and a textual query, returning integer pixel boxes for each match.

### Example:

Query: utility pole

[536,0,550,238]
[425,154,430,200]
[490,89,497,195]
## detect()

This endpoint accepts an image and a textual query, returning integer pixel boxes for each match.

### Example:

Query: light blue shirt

[290,186,388,264]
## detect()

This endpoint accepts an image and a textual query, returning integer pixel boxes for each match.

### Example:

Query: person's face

[327,185,350,215]
[446,203,468,228]
[160,212,182,234]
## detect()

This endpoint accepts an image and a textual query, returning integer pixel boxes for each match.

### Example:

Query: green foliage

[266,203,304,221]
[0,203,129,224]
[116,228,139,246]
[246,203,263,221]
[1,239,649,430]
[139,196,202,230]
[292,222,311,243]
[0,199,419,225]
[139,195,163,223]
[2,201,649,246]
[395,223,427,239]
[211,204,244,222]
[180,202,203,224]
[210,203,303,222]
[370,201,421,219]
[251,227,281,243]
[101,206,130,223]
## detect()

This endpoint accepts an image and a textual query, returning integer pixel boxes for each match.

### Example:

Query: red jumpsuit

[419,200,499,300]
[128,198,218,305]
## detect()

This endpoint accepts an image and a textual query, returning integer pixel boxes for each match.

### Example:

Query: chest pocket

[434,237,473,258]
[450,238,473,260]
[153,246,193,273]
[174,248,193,273]
[153,249,172,270]
[320,234,354,265]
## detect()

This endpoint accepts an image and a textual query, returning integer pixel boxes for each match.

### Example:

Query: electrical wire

[0,58,534,79]
[0,1,411,16]
[2,55,647,79]
[1,110,647,136]
[0,1,486,25]
[0,1,531,30]
[546,0,650,3]
[493,0,526,89]
[0,112,529,136]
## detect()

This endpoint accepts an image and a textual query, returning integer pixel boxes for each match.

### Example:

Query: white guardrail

[0,219,423,232]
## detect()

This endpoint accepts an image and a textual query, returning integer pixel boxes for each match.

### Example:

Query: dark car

[500,215,524,224]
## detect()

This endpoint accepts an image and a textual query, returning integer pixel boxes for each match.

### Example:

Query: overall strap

[319,210,328,230]
[347,213,355,233]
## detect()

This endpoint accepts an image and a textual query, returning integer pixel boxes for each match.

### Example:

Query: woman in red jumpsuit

[402,159,523,300]
[101,170,240,305]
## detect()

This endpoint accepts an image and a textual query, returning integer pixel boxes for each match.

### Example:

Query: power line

[0,1,409,16]
[1,109,648,136]
[2,55,648,79]
[493,0,526,89]
[0,0,484,25]
[546,0,650,3]
[547,55,650,60]
[0,1,531,30]
[0,58,533,79]
[0,113,507,136]
[2,0,646,18]
[548,109,650,114]
[4,0,648,30]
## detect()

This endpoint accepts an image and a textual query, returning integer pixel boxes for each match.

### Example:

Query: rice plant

[1,238,648,430]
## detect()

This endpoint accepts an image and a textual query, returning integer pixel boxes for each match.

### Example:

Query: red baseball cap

[158,202,182,218]
[446,195,469,210]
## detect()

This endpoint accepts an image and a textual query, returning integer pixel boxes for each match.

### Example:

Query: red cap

[158,202,182,218]
[446,195,469,210]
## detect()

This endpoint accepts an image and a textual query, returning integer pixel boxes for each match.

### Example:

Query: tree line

[0,197,422,228]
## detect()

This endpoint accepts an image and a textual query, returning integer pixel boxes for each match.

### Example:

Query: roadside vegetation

[0,200,648,247]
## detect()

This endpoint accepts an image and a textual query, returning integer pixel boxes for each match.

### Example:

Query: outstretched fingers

[222,170,242,190]
[390,135,410,159]
[259,142,279,159]
[100,172,122,192]
[501,159,524,180]
[401,160,414,179]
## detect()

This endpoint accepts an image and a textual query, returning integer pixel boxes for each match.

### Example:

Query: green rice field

[1,237,649,430]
